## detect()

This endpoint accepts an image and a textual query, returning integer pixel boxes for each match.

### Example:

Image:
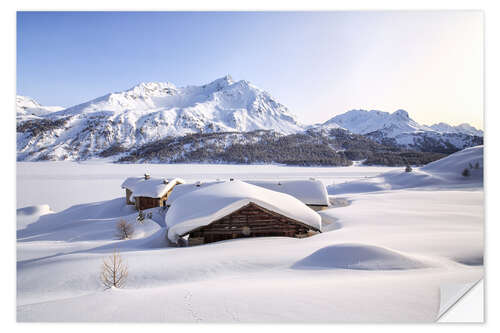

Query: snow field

[16,147,483,322]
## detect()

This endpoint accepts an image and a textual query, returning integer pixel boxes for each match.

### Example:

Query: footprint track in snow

[184,290,203,322]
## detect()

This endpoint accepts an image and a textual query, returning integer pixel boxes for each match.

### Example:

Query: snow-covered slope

[421,145,483,178]
[328,145,483,195]
[322,109,433,136]
[17,84,483,161]
[428,122,484,137]
[320,109,483,152]
[16,96,64,120]
[52,76,302,135]
[17,76,303,161]
[17,162,483,322]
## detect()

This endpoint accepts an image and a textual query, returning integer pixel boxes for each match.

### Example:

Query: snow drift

[329,145,483,195]
[292,243,427,270]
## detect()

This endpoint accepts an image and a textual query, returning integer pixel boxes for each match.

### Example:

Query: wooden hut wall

[135,196,161,210]
[186,202,317,244]
[125,189,134,205]
[134,187,177,210]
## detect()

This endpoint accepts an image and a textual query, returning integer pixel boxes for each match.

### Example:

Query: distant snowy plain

[16,148,483,322]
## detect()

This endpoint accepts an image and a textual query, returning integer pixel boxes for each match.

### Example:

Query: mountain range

[16,76,483,164]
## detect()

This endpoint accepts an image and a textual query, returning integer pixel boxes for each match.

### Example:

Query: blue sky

[17,11,483,128]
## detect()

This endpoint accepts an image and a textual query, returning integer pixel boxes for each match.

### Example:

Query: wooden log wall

[135,196,161,210]
[187,202,318,244]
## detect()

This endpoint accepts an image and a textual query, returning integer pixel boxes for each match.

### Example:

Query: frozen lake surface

[17,162,395,211]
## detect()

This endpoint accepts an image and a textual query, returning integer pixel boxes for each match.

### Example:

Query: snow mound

[17,205,54,230]
[166,180,321,242]
[292,243,427,270]
[422,145,483,177]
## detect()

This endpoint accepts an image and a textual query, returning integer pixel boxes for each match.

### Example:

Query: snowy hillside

[322,109,432,136]
[329,145,483,195]
[319,109,483,152]
[428,122,484,137]
[16,96,64,121]
[17,76,303,161]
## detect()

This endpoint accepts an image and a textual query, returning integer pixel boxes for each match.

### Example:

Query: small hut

[165,180,321,246]
[132,177,185,210]
[121,174,149,205]
[121,175,185,210]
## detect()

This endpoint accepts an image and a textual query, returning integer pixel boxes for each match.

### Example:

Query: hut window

[242,226,251,236]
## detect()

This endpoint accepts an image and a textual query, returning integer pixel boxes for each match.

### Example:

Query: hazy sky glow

[17,11,483,128]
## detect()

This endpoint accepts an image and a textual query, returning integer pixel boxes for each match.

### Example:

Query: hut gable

[165,180,321,244]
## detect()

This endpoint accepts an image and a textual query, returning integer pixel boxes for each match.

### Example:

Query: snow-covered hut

[165,180,321,245]
[121,176,146,205]
[242,179,329,211]
[121,175,185,210]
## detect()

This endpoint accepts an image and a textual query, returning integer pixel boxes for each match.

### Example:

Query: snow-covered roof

[129,177,185,199]
[165,180,321,242]
[165,181,224,206]
[245,179,329,206]
[166,179,329,207]
[121,177,145,190]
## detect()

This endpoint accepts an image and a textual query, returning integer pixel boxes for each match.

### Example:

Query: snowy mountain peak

[125,81,177,97]
[16,95,64,120]
[16,76,305,161]
[201,75,236,91]
[393,109,409,119]
[428,122,483,137]
[17,95,41,109]
[321,109,429,136]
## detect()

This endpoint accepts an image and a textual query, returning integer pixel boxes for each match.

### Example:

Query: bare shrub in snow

[137,210,152,224]
[462,168,470,177]
[100,250,128,289]
[116,219,134,239]
[137,210,145,223]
